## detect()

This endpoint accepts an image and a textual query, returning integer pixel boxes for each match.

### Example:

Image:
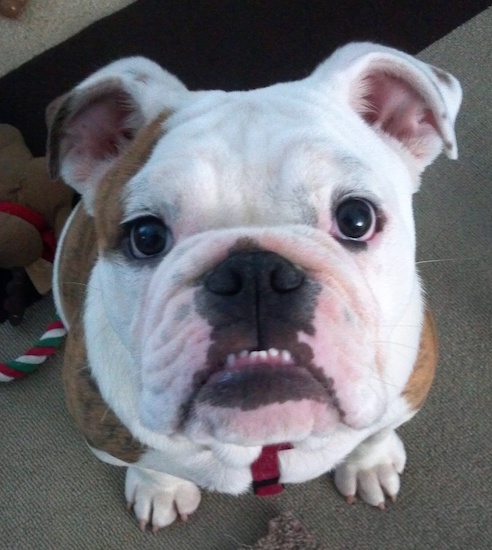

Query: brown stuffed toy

[0,123,73,325]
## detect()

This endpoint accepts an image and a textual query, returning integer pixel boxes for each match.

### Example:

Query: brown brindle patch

[57,115,170,463]
[63,315,146,463]
[402,309,438,410]
[94,112,169,251]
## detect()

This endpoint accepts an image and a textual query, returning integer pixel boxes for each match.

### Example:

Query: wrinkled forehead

[121,88,399,232]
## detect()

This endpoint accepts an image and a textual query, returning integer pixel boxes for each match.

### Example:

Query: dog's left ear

[311,43,462,175]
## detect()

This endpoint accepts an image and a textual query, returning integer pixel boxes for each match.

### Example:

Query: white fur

[334,429,407,507]
[125,465,201,531]
[53,43,461,529]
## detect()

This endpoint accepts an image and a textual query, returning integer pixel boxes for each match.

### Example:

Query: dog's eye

[333,198,377,241]
[127,217,172,259]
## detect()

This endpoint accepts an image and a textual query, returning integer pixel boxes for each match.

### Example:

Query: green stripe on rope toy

[0,317,66,382]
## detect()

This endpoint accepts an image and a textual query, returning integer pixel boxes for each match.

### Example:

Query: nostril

[204,251,305,296]
[205,267,243,296]
[270,263,305,293]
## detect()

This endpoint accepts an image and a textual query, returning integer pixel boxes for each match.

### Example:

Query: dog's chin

[182,363,342,447]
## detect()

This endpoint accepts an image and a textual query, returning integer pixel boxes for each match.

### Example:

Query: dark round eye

[334,198,377,241]
[128,217,172,259]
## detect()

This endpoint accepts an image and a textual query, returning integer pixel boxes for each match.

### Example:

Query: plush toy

[0,316,67,382]
[0,123,71,381]
[0,123,73,325]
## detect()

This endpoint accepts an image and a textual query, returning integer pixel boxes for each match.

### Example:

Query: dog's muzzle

[197,250,331,406]
[198,249,320,352]
[185,250,341,445]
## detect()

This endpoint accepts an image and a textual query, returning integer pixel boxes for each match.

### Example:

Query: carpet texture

[1,3,491,549]
[0,0,136,77]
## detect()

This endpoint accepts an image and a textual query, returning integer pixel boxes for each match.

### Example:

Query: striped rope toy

[0,317,66,382]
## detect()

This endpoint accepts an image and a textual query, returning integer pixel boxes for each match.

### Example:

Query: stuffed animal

[0,123,73,325]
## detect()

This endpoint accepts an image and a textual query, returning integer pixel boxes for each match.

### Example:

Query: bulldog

[49,42,461,532]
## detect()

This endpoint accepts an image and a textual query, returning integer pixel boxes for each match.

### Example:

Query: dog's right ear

[46,57,187,212]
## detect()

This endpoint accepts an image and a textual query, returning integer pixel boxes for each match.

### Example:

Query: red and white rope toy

[0,317,66,382]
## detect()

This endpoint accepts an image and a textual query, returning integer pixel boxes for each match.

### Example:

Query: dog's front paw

[334,429,406,509]
[125,466,201,532]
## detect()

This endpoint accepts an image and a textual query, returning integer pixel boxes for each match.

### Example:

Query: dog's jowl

[50,42,460,531]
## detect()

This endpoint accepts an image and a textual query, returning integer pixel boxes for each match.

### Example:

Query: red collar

[251,443,292,496]
[0,202,56,262]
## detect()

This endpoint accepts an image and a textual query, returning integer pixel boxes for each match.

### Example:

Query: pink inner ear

[357,72,438,157]
[66,91,136,163]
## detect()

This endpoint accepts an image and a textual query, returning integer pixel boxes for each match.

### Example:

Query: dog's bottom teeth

[281,350,292,362]
[225,348,294,368]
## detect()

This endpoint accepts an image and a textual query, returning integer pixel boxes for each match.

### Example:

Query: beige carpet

[0,0,136,77]
[1,6,491,550]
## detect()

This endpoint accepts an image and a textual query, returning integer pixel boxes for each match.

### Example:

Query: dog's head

[48,44,461,448]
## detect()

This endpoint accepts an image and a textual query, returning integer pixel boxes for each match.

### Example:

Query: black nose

[205,251,305,296]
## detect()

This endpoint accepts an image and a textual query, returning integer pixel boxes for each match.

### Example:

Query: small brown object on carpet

[246,512,326,550]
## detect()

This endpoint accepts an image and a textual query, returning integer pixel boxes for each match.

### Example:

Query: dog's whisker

[416,256,484,265]
[61,281,89,288]
[72,366,91,374]
[372,340,419,352]
[100,407,111,423]
[61,281,105,294]
[369,373,405,390]
[223,533,254,548]
[379,324,421,329]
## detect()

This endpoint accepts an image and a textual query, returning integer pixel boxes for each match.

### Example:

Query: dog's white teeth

[249,350,280,362]
[226,348,293,367]
[281,350,292,362]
